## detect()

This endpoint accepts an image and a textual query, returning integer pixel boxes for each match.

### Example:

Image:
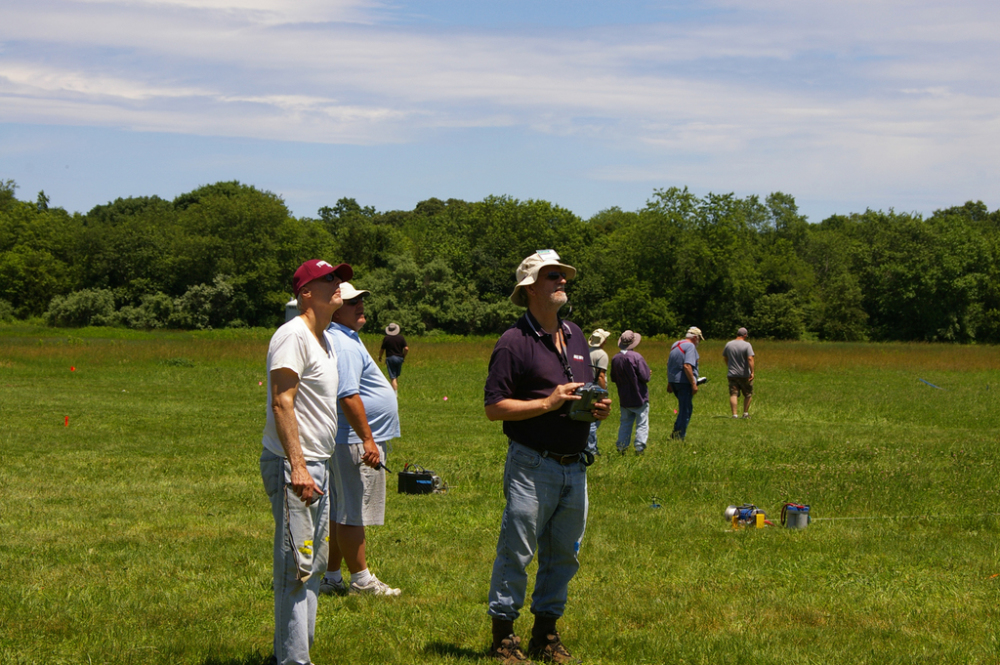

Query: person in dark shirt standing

[377,323,408,392]
[609,330,652,456]
[483,250,611,664]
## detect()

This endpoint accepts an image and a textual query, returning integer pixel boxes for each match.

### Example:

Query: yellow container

[755,512,765,528]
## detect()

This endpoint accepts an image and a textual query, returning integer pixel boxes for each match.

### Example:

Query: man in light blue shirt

[667,326,703,440]
[320,283,402,597]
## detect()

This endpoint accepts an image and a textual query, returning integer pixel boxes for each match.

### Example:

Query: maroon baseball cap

[292,260,353,296]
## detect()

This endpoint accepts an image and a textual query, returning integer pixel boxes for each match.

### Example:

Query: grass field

[1,325,999,664]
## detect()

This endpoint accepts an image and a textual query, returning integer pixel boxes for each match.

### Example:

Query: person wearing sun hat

[378,322,408,392]
[483,249,611,664]
[610,330,652,456]
[667,326,704,440]
[260,258,352,665]
[585,328,612,456]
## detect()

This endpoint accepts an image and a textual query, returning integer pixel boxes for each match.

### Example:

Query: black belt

[543,451,582,465]
[511,440,594,466]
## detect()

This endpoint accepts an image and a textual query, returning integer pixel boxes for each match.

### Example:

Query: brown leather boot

[527,617,580,664]
[489,618,533,664]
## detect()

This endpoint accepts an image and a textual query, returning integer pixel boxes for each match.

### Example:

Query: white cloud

[1,0,999,217]
[60,0,385,24]
[1,63,211,100]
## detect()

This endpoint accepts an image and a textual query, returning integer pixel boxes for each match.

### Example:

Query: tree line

[2,178,999,342]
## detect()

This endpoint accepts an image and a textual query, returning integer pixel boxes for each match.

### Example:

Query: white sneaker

[349,575,401,596]
[742,413,751,419]
[732,414,739,419]
[319,577,349,596]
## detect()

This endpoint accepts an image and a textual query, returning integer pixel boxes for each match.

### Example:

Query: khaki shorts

[728,377,754,397]
[329,441,387,527]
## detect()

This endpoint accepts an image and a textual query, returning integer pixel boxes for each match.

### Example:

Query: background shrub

[44,288,116,327]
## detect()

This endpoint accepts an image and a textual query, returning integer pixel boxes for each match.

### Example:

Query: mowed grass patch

[1,329,999,664]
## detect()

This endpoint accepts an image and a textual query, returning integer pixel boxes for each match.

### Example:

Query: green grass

[1,330,999,664]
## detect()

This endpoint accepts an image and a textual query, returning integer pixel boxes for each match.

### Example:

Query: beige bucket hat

[385,323,401,335]
[588,328,612,347]
[509,250,577,307]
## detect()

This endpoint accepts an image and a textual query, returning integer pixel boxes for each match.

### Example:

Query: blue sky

[2,0,998,222]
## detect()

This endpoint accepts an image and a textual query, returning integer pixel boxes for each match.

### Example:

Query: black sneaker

[489,634,533,664]
[527,632,580,664]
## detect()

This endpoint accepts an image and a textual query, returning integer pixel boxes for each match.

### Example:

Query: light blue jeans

[261,450,331,665]
[616,403,649,453]
[586,420,601,455]
[488,441,588,622]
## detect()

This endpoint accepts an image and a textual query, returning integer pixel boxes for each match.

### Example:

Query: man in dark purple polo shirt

[609,330,652,456]
[483,249,611,664]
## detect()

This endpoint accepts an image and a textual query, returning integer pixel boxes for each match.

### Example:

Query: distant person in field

[667,326,704,440]
[610,330,652,456]
[723,327,755,419]
[320,283,402,598]
[483,250,611,664]
[378,323,408,392]
[586,328,612,456]
[260,259,352,665]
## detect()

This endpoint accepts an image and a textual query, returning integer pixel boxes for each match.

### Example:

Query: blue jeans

[586,420,601,455]
[616,403,649,452]
[488,441,588,621]
[261,450,331,665]
[671,382,694,439]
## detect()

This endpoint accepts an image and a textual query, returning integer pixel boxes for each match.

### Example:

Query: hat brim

[618,333,641,351]
[509,261,577,307]
[339,284,370,301]
[333,264,353,281]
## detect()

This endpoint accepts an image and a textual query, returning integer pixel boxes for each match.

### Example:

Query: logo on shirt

[573,354,585,361]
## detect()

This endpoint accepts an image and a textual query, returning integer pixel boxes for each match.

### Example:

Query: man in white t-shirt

[260,258,352,665]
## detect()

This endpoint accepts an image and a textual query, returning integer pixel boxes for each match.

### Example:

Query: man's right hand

[544,382,583,412]
[290,463,323,506]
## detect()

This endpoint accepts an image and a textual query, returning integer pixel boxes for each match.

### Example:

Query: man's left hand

[591,398,612,421]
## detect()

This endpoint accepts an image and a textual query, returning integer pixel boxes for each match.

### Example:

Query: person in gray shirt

[586,328,611,455]
[722,327,755,419]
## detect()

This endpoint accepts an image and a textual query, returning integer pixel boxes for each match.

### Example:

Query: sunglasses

[544,271,567,281]
[344,295,365,305]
